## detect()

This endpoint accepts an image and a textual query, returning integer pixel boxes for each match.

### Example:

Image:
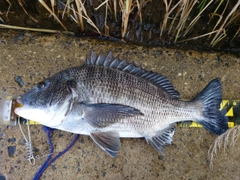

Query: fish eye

[36,81,50,91]
[37,83,45,91]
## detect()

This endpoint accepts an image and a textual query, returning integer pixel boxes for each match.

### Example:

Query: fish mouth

[16,98,23,105]
[14,98,24,116]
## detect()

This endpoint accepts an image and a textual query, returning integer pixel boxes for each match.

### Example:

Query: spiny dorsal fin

[86,50,180,99]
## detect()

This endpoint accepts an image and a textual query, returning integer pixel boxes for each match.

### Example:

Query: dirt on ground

[0,30,240,180]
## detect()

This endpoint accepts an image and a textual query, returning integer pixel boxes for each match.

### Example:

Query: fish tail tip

[193,78,228,135]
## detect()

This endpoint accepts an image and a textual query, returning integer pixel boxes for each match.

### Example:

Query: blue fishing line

[33,126,79,180]
[44,133,79,166]
[33,126,55,180]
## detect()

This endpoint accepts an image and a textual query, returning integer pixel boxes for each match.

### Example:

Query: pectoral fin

[145,124,176,154]
[90,131,120,157]
[77,102,144,128]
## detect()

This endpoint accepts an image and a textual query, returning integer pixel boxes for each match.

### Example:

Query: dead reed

[208,125,240,168]
[0,0,239,47]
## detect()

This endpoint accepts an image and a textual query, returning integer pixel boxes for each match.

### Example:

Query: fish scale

[14,51,228,156]
[67,65,205,133]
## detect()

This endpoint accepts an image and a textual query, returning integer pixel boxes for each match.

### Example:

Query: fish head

[14,74,78,127]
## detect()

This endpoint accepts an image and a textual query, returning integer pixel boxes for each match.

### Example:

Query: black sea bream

[15,51,228,157]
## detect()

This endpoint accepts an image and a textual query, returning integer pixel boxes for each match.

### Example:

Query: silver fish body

[15,51,228,156]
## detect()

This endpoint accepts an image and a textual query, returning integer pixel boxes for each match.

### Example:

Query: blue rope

[33,126,55,180]
[33,126,79,180]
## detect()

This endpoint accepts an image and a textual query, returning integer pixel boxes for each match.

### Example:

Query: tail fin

[193,78,228,135]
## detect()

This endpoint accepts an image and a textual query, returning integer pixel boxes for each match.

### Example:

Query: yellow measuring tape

[178,122,234,128]
[178,99,238,128]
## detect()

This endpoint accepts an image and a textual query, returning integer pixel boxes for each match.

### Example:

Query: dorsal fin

[86,50,180,99]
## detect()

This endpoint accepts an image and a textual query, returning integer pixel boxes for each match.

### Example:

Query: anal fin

[90,131,121,157]
[145,124,176,154]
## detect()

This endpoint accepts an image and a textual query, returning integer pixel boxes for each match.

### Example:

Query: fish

[14,50,228,157]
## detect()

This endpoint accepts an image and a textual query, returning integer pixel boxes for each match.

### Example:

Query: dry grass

[0,0,239,47]
[38,0,67,30]
[0,24,74,35]
[119,0,133,38]
[159,0,240,46]
[15,0,38,23]
[208,125,240,168]
[210,1,240,46]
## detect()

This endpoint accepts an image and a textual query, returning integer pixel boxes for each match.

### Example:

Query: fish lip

[16,98,23,105]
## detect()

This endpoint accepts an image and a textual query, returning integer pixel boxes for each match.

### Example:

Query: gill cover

[15,77,79,127]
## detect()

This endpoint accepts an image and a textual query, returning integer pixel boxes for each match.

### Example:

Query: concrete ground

[0,31,240,180]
